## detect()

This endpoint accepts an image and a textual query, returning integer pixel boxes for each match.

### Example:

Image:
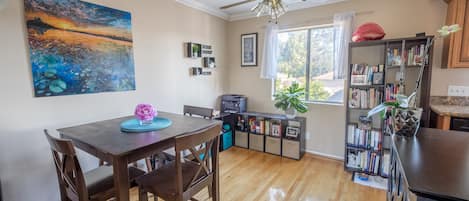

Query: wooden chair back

[44,130,88,201]
[183,105,214,119]
[174,123,221,200]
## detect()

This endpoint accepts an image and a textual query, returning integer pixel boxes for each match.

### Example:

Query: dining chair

[145,105,215,171]
[183,105,214,119]
[136,123,221,201]
[44,130,145,201]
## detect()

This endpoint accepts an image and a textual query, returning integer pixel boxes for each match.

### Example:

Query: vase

[285,108,297,119]
[139,119,153,126]
[392,108,422,137]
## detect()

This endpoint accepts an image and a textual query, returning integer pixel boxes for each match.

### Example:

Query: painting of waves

[25,0,135,97]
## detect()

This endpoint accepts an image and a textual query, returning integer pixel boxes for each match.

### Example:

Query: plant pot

[285,108,297,119]
[392,108,422,137]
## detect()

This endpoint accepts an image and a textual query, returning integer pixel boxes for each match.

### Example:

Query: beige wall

[226,0,469,159]
[0,0,227,200]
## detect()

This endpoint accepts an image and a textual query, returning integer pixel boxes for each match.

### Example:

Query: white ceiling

[175,0,346,21]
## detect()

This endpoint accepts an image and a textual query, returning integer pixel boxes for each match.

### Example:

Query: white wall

[225,0,467,159]
[0,0,227,200]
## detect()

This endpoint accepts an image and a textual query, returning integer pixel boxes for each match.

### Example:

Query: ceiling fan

[220,0,307,22]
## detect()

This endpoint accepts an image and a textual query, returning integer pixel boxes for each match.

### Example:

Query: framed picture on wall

[241,33,258,67]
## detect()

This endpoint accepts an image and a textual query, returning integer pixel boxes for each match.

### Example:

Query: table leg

[211,136,220,201]
[113,156,130,201]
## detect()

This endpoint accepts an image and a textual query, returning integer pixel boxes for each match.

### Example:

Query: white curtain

[260,23,279,79]
[333,12,355,80]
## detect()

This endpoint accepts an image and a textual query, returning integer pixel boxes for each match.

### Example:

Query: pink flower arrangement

[134,103,157,121]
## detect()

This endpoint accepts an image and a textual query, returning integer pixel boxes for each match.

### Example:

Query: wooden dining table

[57,111,222,201]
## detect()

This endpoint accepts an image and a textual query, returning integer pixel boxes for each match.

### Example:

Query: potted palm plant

[274,83,309,119]
[367,24,461,137]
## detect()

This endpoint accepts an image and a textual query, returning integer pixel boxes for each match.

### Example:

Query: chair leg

[139,188,148,201]
[208,183,213,198]
[145,158,153,172]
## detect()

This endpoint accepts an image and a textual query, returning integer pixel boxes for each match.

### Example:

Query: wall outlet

[448,85,469,97]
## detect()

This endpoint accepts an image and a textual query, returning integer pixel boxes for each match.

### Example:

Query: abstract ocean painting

[25,0,135,97]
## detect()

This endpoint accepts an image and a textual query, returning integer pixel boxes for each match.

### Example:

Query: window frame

[273,24,345,105]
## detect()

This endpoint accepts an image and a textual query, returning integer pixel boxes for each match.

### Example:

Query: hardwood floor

[130,147,386,201]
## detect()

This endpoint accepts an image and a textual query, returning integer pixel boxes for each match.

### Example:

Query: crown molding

[229,0,347,21]
[175,0,230,20]
[175,0,347,22]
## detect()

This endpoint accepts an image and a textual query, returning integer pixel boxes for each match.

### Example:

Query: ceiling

[175,0,346,21]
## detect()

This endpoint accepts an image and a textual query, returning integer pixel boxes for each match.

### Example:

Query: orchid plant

[368,24,461,118]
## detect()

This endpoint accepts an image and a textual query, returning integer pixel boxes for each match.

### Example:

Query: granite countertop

[430,104,469,118]
[430,96,469,118]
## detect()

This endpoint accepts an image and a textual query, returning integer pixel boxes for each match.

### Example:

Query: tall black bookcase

[344,36,433,179]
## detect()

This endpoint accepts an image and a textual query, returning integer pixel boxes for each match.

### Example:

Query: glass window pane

[309,26,344,103]
[275,30,307,94]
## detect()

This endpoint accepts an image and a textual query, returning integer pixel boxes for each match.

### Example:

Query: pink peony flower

[134,103,157,121]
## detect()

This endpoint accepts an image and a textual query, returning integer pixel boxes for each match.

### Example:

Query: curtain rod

[260,10,375,30]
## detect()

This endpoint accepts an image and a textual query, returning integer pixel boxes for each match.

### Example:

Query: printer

[221,94,247,113]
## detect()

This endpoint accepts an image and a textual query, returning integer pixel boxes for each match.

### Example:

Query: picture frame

[187,42,202,58]
[372,72,384,85]
[241,33,258,67]
[203,57,216,68]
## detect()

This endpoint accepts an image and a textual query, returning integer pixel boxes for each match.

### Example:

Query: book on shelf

[349,88,383,109]
[381,151,391,176]
[248,117,266,134]
[387,47,402,66]
[347,150,381,174]
[385,83,401,101]
[347,124,382,150]
[270,120,282,137]
[350,64,385,86]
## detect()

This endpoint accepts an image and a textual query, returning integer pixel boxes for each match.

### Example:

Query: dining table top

[57,111,222,156]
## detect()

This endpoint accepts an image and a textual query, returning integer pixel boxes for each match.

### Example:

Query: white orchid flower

[437,24,462,37]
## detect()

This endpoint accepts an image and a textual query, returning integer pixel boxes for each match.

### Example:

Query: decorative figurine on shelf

[273,82,308,119]
[134,103,157,126]
[352,22,386,42]
[367,24,461,137]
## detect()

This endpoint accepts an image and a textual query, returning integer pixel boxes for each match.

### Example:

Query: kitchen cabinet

[442,0,469,68]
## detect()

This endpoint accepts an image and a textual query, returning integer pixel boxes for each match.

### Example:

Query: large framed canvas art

[24,0,136,97]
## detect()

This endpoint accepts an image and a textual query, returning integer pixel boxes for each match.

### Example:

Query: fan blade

[220,0,257,9]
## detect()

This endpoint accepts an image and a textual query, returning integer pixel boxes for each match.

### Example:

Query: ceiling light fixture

[251,0,286,23]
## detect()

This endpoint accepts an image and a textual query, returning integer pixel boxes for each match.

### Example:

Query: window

[275,25,344,104]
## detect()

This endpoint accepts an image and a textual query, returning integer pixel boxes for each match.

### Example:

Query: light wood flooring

[130,147,386,201]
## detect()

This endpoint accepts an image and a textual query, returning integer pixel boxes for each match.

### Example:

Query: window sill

[305,101,344,107]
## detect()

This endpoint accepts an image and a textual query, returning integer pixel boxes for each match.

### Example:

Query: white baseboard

[305,149,344,161]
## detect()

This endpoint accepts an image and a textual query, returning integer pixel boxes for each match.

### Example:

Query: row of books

[236,116,283,136]
[386,45,427,66]
[347,150,382,174]
[349,88,383,109]
[350,64,384,86]
[347,124,382,150]
[406,44,426,66]
[385,83,402,101]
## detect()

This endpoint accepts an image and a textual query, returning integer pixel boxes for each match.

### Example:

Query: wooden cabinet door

[443,0,469,68]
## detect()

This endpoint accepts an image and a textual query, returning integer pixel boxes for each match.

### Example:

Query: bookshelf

[234,112,306,160]
[345,36,433,179]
